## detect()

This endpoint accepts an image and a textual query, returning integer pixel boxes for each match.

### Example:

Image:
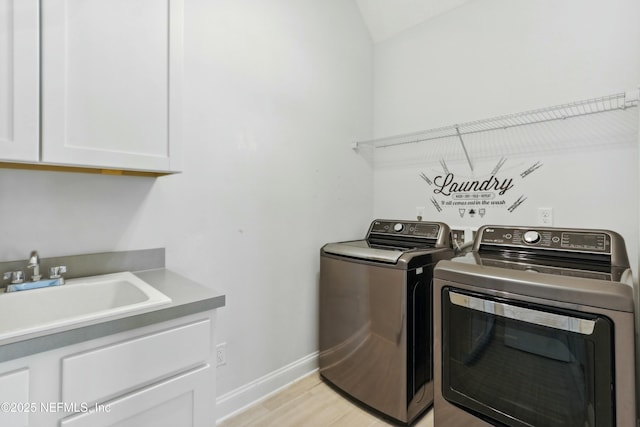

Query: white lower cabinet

[0,369,30,427]
[60,364,212,427]
[0,311,216,427]
[62,319,211,405]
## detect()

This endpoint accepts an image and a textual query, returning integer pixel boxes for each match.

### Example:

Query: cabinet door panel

[41,0,183,172]
[0,0,39,161]
[62,319,210,405]
[61,365,213,427]
[0,369,30,427]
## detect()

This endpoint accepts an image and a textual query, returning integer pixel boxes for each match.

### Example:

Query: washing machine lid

[322,240,404,263]
[322,219,452,264]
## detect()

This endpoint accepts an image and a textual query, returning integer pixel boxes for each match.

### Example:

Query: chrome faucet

[2,251,68,292]
[27,250,42,281]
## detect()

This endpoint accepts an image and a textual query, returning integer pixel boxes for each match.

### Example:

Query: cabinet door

[62,319,211,405]
[0,369,30,427]
[60,365,213,427]
[0,0,39,161]
[41,0,183,172]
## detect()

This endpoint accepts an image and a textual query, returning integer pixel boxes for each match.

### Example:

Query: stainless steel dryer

[319,219,453,425]
[433,225,636,427]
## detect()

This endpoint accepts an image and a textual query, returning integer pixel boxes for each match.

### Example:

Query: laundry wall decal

[432,173,514,196]
[420,158,543,217]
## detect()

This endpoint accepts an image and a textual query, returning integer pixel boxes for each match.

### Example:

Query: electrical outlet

[538,207,553,226]
[216,342,227,367]
[451,229,466,246]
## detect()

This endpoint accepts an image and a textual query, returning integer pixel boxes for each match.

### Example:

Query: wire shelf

[354,91,639,150]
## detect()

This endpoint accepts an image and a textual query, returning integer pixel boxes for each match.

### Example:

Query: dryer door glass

[441,288,614,427]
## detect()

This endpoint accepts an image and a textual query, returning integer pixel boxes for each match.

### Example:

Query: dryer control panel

[478,226,613,254]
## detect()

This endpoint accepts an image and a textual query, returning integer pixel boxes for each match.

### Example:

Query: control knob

[393,223,404,232]
[523,230,541,244]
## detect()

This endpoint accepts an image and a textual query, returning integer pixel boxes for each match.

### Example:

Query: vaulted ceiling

[355,0,474,43]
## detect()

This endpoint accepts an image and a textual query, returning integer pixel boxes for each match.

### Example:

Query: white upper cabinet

[40,0,183,172]
[0,0,39,162]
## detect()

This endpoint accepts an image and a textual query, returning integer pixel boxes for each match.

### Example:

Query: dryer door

[441,287,615,427]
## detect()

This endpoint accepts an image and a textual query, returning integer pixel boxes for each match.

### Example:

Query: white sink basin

[0,272,171,341]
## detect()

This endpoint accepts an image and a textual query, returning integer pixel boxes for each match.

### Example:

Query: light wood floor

[217,372,434,427]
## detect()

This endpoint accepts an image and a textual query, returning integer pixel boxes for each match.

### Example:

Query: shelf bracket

[455,126,474,172]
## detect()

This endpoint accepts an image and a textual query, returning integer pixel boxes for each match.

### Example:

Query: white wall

[0,0,373,421]
[166,0,373,419]
[371,0,640,265]
[0,169,164,260]
[373,0,640,136]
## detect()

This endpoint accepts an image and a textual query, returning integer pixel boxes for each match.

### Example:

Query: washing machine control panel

[479,227,612,254]
[369,220,441,239]
[367,219,453,249]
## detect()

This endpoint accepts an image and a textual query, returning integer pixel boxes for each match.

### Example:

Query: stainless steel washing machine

[319,219,454,424]
[433,225,636,427]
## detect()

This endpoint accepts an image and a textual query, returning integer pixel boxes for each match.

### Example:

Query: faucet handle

[49,266,67,282]
[3,271,25,284]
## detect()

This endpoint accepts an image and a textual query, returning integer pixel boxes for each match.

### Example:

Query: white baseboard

[215,351,319,423]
